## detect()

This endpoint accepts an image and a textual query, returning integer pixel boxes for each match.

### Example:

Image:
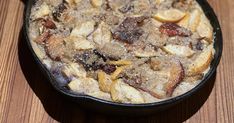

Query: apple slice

[155,0,165,5]
[70,21,96,37]
[177,9,201,32]
[188,9,201,32]
[197,14,213,43]
[69,77,111,100]
[188,45,213,75]
[65,36,94,50]
[110,79,144,103]
[153,9,186,23]
[165,61,185,96]
[62,63,87,78]
[134,49,158,58]
[68,77,100,94]
[65,0,82,6]
[163,44,195,57]
[92,22,112,46]
[33,2,50,19]
[177,13,190,28]
[91,0,103,7]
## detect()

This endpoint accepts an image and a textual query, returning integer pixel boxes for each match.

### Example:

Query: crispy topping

[74,51,101,71]
[74,50,116,74]
[97,43,127,60]
[113,17,147,44]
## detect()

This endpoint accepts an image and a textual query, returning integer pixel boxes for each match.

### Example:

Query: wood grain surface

[0,0,233,123]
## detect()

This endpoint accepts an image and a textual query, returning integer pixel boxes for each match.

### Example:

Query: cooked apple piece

[70,21,96,37]
[172,82,195,97]
[92,22,111,46]
[178,9,201,32]
[33,2,50,19]
[65,36,94,50]
[134,49,158,58]
[98,71,113,92]
[177,13,190,28]
[140,91,161,103]
[155,0,165,4]
[110,79,144,103]
[65,0,72,4]
[188,9,201,32]
[163,44,195,57]
[62,63,87,78]
[65,0,81,6]
[188,45,213,75]
[153,9,186,23]
[91,0,103,7]
[165,60,185,96]
[68,77,100,94]
[68,77,111,99]
[197,14,213,43]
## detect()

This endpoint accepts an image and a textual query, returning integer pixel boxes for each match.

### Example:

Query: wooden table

[0,0,233,123]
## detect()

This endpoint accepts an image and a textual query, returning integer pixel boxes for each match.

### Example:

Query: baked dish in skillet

[28,0,215,104]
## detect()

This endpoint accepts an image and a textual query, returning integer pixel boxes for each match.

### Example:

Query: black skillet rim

[23,0,223,108]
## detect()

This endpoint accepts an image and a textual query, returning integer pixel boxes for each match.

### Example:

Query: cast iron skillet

[23,0,223,115]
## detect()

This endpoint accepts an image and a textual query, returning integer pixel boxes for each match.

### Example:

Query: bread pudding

[28,0,215,103]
